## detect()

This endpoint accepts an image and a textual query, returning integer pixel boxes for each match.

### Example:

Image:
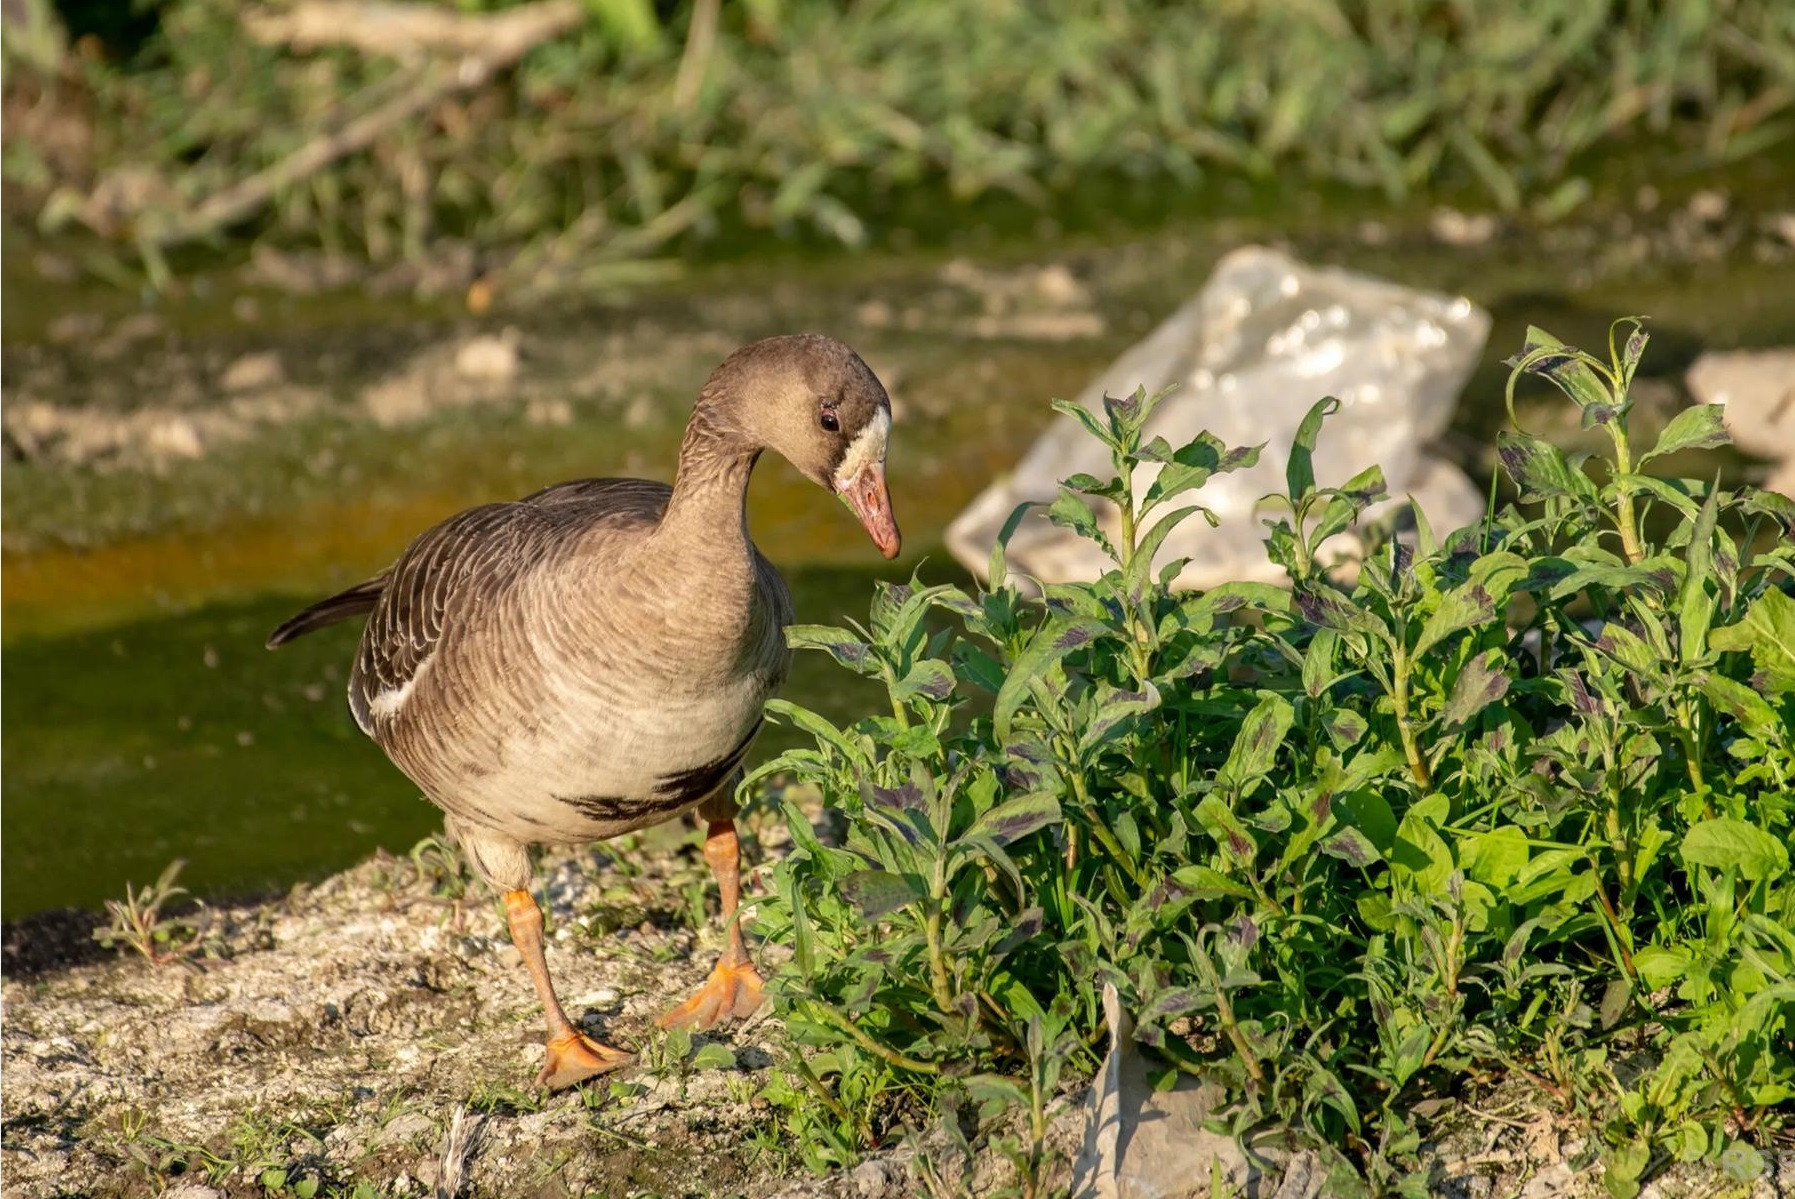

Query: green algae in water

[1,566,891,915]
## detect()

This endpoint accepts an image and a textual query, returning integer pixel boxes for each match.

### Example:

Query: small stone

[1031,263,1086,306]
[47,312,103,344]
[1429,207,1499,246]
[454,330,520,382]
[623,396,656,430]
[1687,188,1729,223]
[221,351,284,393]
[145,416,205,460]
[523,398,573,426]
[851,1159,894,1197]
[1520,1161,1575,1199]
[34,251,77,283]
[110,312,163,344]
[1635,184,1660,213]
[160,1186,224,1199]
[363,375,431,427]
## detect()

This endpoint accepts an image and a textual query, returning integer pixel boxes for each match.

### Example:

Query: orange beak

[838,461,901,559]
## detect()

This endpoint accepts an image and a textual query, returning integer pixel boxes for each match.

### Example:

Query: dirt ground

[4,828,1790,1199]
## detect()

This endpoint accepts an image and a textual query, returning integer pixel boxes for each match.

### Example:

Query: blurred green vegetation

[5,0,1792,290]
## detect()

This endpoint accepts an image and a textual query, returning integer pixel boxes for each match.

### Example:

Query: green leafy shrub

[13,1,1795,284]
[746,320,1795,1193]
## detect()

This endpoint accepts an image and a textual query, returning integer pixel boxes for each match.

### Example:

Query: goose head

[707,334,901,559]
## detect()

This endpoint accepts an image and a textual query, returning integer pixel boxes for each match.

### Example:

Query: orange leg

[504,889,633,1089]
[658,817,766,1030]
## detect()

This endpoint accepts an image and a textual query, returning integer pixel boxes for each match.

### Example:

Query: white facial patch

[833,407,891,488]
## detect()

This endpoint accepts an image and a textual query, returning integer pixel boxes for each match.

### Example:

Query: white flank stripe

[368,653,435,719]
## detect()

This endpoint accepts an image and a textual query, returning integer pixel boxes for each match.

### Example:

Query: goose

[268,334,899,1089]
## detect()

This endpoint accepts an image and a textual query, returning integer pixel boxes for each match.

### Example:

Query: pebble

[1429,207,1499,246]
[1687,188,1729,223]
[454,330,520,382]
[221,350,285,393]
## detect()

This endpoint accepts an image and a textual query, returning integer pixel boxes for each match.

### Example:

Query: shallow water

[6,163,1794,916]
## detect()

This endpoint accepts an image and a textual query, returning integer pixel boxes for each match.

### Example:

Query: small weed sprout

[748,320,1795,1192]
[93,858,205,965]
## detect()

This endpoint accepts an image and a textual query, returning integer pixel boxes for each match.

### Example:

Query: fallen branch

[135,0,581,250]
[243,0,580,61]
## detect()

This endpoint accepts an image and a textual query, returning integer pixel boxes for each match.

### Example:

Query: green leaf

[1126,505,1203,596]
[839,869,922,919]
[786,625,877,674]
[1495,431,1594,502]
[1677,485,1720,663]
[989,500,1036,588]
[1640,404,1730,464]
[689,1041,739,1071]
[1287,397,1341,501]
[994,617,1112,740]
[1320,826,1381,866]
[1510,326,1612,410]
[1337,790,1399,854]
[1460,826,1527,887]
[1709,588,1795,693]
[1143,434,1262,509]
[1078,683,1161,756]
[763,699,869,767]
[1167,581,1290,634]
[1311,464,1388,543]
[1633,946,1691,990]
[1065,471,1127,502]
[1047,489,1113,557]
[1302,627,1340,698]
[1696,671,1782,738]
[1050,397,1112,448]
[1413,582,1496,659]
[1390,809,1453,894]
[581,0,666,53]
[963,791,1062,847]
[893,659,956,703]
[1218,695,1294,790]
[1442,649,1510,728]
[1195,795,1257,861]
[1680,818,1789,881]
[1718,1141,1765,1182]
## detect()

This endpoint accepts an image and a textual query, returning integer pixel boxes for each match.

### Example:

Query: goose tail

[266,575,387,649]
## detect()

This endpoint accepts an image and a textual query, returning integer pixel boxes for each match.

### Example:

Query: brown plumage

[270,334,899,1088]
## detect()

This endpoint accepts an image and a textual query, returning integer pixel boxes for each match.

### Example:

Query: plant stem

[1066,767,1142,885]
[1592,879,1638,981]
[1212,983,1268,1092]
[924,858,955,1017]
[880,662,911,730]
[1391,648,1433,789]
[1608,428,1645,565]
[814,1005,942,1075]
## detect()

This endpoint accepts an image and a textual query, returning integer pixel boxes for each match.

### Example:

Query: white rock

[946,246,1492,591]
[1686,348,1795,469]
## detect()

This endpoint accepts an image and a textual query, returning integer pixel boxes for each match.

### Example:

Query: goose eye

[819,408,840,433]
